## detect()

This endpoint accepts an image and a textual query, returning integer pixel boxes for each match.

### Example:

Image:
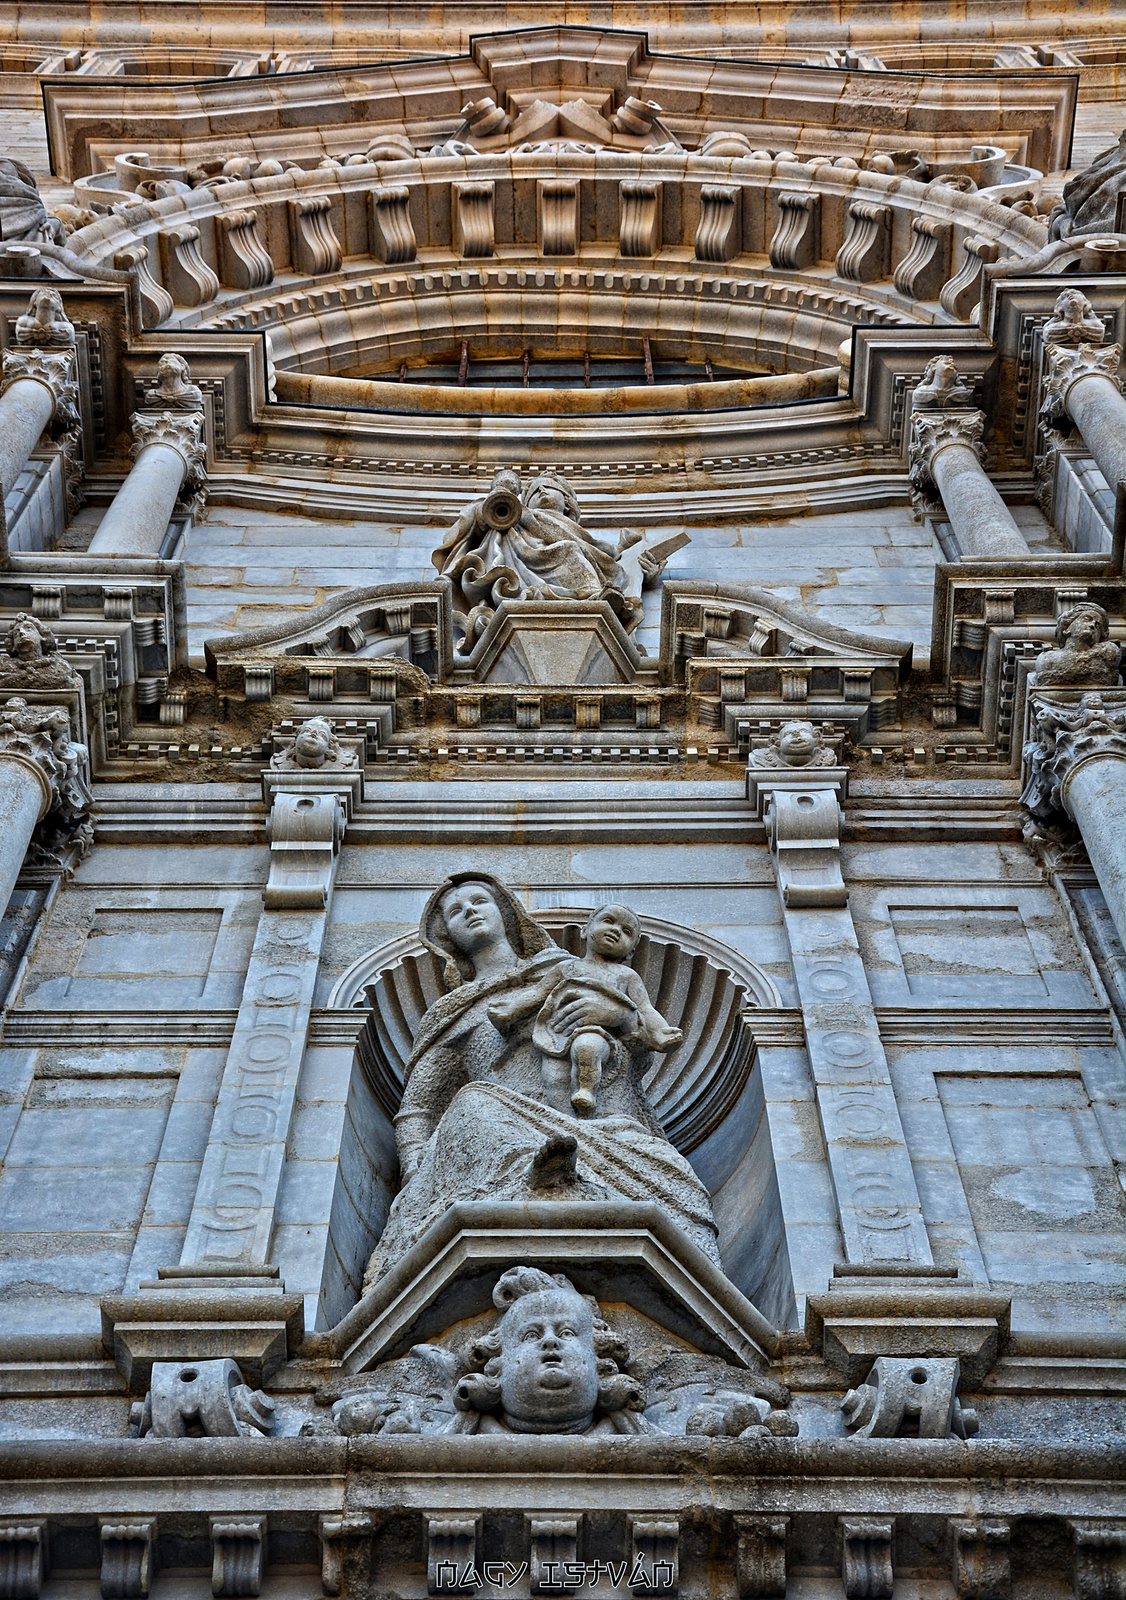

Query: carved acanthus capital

[0,696,91,822]
[1040,341,1124,425]
[908,409,984,501]
[1021,691,1126,821]
[130,408,207,513]
[0,345,78,424]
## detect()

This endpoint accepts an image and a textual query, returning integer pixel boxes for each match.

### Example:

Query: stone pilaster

[747,762,934,1269]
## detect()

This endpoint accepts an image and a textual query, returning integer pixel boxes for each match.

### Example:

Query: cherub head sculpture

[270,714,357,772]
[453,1266,640,1434]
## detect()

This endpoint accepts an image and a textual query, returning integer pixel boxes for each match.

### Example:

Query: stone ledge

[805,1285,1012,1387]
[330,1201,780,1375]
[100,1288,307,1391]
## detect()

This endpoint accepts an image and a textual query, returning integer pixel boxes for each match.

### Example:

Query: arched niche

[328,909,781,1156]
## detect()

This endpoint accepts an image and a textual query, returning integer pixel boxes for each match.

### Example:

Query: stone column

[0,697,90,914]
[1023,692,1126,951]
[747,742,934,1268]
[86,411,206,557]
[1042,342,1126,499]
[909,410,1031,558]
[0,347,78,505]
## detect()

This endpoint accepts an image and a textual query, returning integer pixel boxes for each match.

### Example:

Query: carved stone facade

[0,5,1123,1598]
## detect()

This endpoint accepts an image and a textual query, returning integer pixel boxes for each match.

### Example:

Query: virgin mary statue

[362,872,721,1288]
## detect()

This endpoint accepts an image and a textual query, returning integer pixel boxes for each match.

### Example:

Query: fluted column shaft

[87,411,205,557]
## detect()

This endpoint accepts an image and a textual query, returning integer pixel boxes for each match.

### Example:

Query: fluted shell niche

[332,911,780,1155]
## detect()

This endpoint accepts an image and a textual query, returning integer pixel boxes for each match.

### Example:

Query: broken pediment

[454,600,649,687]
[661,582,912,747]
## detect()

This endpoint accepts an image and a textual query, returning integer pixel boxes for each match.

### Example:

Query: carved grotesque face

[292,722,332,767]
[586,905,639,961]
[440,881,506,957]
[498,1289,600,1430]
[777,721,817,766]
[8,616,44,660]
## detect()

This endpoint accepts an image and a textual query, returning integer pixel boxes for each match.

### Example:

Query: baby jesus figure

[488,904,682,1118]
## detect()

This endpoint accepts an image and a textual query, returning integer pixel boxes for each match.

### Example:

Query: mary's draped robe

[365,946,721,1284]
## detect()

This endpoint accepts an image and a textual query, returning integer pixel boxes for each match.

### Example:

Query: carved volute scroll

[695,186,740,263]
[769,191,819,271]
[159,222,220,307]
[454,181,496,258]
[938,234,999,320]
[370,185,417,264]
[217,208,274,290]
[538,179,579,256]
[619,180,662,257]
[835,201,891,282]
[893,215,951,301]
[113,241,174,329]
[288,193,342,276]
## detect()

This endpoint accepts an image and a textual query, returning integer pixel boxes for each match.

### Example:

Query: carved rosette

[1040,341,1124,427]
[908,409,985,502]
[0,697,91,823]
[1021,692,1126,821]
[0,346,79,430]
[130,409,208,515]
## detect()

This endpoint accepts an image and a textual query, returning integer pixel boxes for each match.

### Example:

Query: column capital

[909,408,985,473]
[0,695,91,823]
[1040,340,1124,423]
[130,408,207,514]
[0,345,78,420]
[1021,690,1126,821]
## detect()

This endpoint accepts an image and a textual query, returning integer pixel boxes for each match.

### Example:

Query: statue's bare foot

[531,1135,579,1188]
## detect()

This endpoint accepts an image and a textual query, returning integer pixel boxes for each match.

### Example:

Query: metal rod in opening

[583,351,591,389]
[458,341,469,386]
[523,350,530,388]
[705,357,714,382]
[398,362,407,382]
[643,338,655,385]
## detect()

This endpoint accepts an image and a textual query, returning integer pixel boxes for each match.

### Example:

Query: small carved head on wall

[454,1266,640,1435]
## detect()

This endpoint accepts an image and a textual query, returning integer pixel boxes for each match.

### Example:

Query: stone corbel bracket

[804,1276,1012,1387]
[262,789,350,911]
[747,772,849,910]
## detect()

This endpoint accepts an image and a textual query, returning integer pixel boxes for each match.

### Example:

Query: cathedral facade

[0,1,1123,1595]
